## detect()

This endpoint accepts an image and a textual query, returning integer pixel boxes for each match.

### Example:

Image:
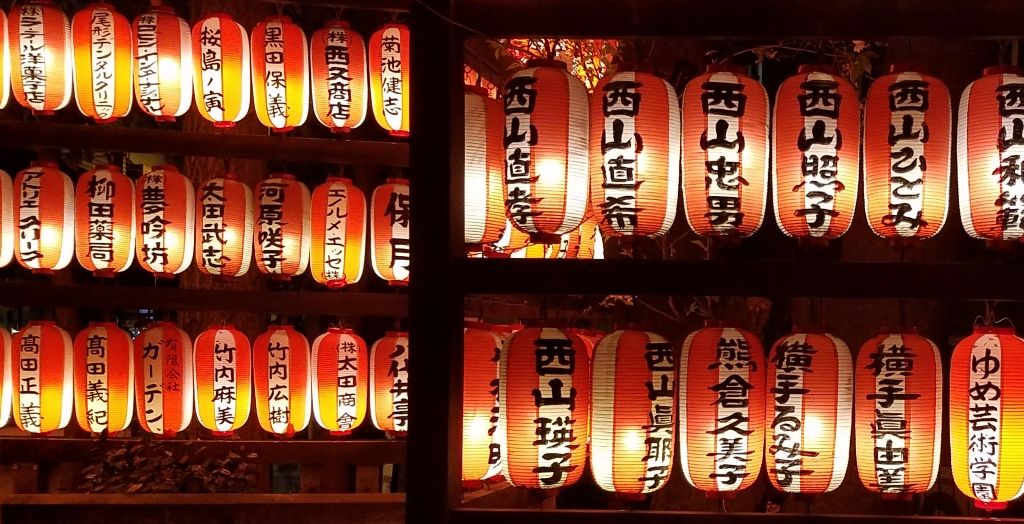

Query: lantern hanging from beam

[463,323,504,484]
[0,170,16,268]
[71,3,132,123]
[370,178,410,285]
[251,16,308,132]
[312,327,368,436]
[73,322,133,435]
[133,5,192,121]
[136,165,194,276]
[465,85,506,247]
[370,331,409,435]
[134,322,192,437]
[75,165,134,276]
[368,22,409,137]
[191,13,249,127]
[0,328,9,428]
[310,177,365,288]
[194,325,251,436]
[310,21,366,132]
[253,326,310,437]
[8,1,72,114]
[12,321,72,434]
[254,175,310,279]
[0,9,10,109]
[14,162,74,274]
[195,174,253,279]
[773,65,861,241]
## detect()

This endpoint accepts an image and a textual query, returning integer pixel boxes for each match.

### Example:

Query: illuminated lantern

[463,323,503,483]
[368,23,409,137]
[855,331,942,495]
[8,2,72,114]
[193,325,251,436]
[370,179,410,285]
[73,322,133,435]
[502,60,588,244]
[251,16,308,132]
[253,326,310,437]
[195,175,252,279]
[310,177,365,288]
[772,65,860,240]
[465,85,506,247]
[370,331,409,434]
[0,170,16,268]
[191,13,249,127]
[766,332,852,494]
[71,3,132,123]
[312,328,368,435]
[682,65,769,237]
[136,166,194,276]
[484,219,530,257]
[133,5,192,121]
[950,326,1024,506]
[310,21,366,132]
[14,163,73,274]
[0,328,8,428]
[74,165,134,276]
[0,9,9,109]
[500,327,590,489]
[11,321,72,433]
[133,322,192,436]
[254,175,310,279]
[567,329,603,361]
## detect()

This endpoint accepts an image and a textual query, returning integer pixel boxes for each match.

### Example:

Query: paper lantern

[136,165,194,276]
[11,321,72,433]
[254,175,310,279]
[311,21,366,132]
[310,177,365,288]
[194,325,251,435]
[253,326,310,437]
[0,328,9,428]
[133,5,192,121]
[73,322,133,435]
[950,326,1024,506]
[195,175,252,279]
[370,331,409,434]
[679,326,766,493]
[484,219,530,257]
[71,3,132,123]
[370,178,410,285]
[368,23,409,136]
[8,1,72,114]
[0,170,16,268]
[463,323,504,483]
[773,65,861,240]
[500,327,590,489]
[74,165,134,276]
[766,332,852,494]
[192,13,249,127]
[502,60,589,244]
[465,85,506,247]
[0,9,10,109]
[312,328,368,435]
[855,331,942,495]
[14,162,74,274]
[251,16,308,132]
[133,322,192,436]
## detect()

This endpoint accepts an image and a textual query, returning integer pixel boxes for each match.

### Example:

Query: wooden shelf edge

[451,509,1024,524]
[0,493,405,505]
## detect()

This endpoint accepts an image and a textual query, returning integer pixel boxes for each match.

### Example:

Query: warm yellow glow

[41,225,60,252]
[804,414,824,441]
[222,227,236,244]
[164,231,178,250]
[159,58,180,84]
[468,416,488,439]
[536,159,563,184]
[621,429,644,452]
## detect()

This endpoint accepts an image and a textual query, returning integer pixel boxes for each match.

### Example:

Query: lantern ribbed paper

[370,179,410,285]
[254,175,310,279]
[253,326,310,437]
[463,324,504,483]
[9,2,72,114]
[0,328,9,428]
[136,165,194,276]
[0,9,9,109]
[251,16,308,132]
[370,331,409,434]
[75,165,134,275]
[368,23,409,136]
[312,328,368,435]
[195,175,253,278]
[134,322,192,436]
[73,322,133,435]
[14,162,74,274]
[71,3,132,123]
[310,21,366,132]
[12,321,72,434]
[194,325,251,435]
[310,177,365,288]
[192,13,249,127]
[465,85,506,247]
[133,5,192,121]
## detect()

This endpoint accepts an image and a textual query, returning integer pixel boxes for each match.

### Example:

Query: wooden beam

[451,510,1024,524]
[0,493,405,505]
[263,0,410,11]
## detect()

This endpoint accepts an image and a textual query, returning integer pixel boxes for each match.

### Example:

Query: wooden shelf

[451,510,1019,524]
[0,493,404,505]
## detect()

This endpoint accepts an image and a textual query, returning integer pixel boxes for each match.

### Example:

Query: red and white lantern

[133,322,192,436]
[254,175,310,279]
[310,21,366,132]
[195,175,253,279]
[0,9,9,109]
[136,165,194,276]
[251,16,308,132]
[193,325,251,436]
[11,321,72,434]
[0,329,9,428]
[368,23,409,136]
[73,322,133,435]
[191,13,249,127]
[463,323,504,483]
[133,5,192,121]
[0,170,18,268]
[312,328,368,435]
[370,179,410,285]
[465,85,507,247]
[8,1,72,114]
[253,326,310,437]
[71,3,132,123]
[75,165,135,275]
[310,177,365,288]
[14,162,74,274]
[370,332,409,435]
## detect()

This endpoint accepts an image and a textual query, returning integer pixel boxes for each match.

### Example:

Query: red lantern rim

[25,320,57,327]
[203,12,235,21]
[86,321,120,328]
[887,63,927,74]
[973,325,1016,335]
[261,15,293,23]
[705,63,746,75]
[327,327,355,334]
[153,164,180,172]
[266,325,296,332]
[29,161,59,169]
[324,20,351,29]
[385,177,410,185]
[268,173,297,181]
[325,176,354,184]
[797,63,839,76]
[463,321,491,331]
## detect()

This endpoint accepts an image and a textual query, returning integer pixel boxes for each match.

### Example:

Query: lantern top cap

[153,164,180,172]
[385,177,409,185]
[463,321,491,331]
[218,172,239,181]
[788,325,830,335]
[266,325,295,332]
[262,15,293,23]
[29,161,59,169]
[268,173,297,181]
[203,12,235,20]
[875,325,919,335]
[887,63,927,74]
[797,64,839,76]
[86,321,121,328]
[327,327,355,334]
[324,20,352,29]
[464,84,492,97]
[325,176,353,184]
[206,324,238,331]
[384,331,409,337]
[983,65,1024,76]
[526,58,568,70]
[973,325,1017,335]
[706,63,747,75]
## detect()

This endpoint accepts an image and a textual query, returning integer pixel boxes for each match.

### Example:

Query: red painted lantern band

[311,22,367,131]
[463,326,504,482]
[9,2,73,113]
[74,322,133,434]
[312,328,368,435]
[194,326,251,434]
[195,176,253,278]
[370,179,410,284]
[136,166,194,276]
[15,163,74,272]
[72,3,132,123]
[75,165,135,274]
[253,326,310,436]
[133,322,192,436]
[0,9,10,109]
[0,329,9,428]
[254,175,310,278]
[368,23,409,136]
[12,321,73,433]
[251,16,308,131]
[370,332,409,434]
[133,6,192,119]
[0,170,16,268]
[465,86,506,246]
[310,177,365,288]
[192,14,250,126]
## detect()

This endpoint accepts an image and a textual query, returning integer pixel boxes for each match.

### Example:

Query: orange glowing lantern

[310,177,365,288]
[254,175,310,279]
[11,321,72,434]
[370,331,409,435]
[766,331,852,494]
[463,323,504,483]
[369,22,409,137]
[14,162,74,274]
[465,85,506,247]
[133,322,192,436]
[195,175,253,279]
[71,3,132,123]
[75,165,134,276]
[0,170,16,268]
[136,165,194,276]
[192,13,249,127]
[310,21,366,132]
[311,328,368,435]
[772,65,861,241]
[73,322,133,435]
[193,325,251,436]
[485,219,530,257]
[0,328,9,428]
[0,9,10,109]
[370,178,410,285]
[9,2,72,114]
[253,326,310,437]
[251,16,307,132]
[133,5,192,121]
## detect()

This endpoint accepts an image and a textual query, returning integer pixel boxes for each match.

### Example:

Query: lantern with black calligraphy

[11,321,72,434]
[8,2,72,114]
[370,332,409,435]
[75,165,134,276]
[253,326,310,438]
[14,162,74,274]
[465,85,506,248]
[500,327,590,489]
[369,23,409,137]
[502,60,588,244]
[195,175,252,279]
[0,328,9,428]
[855,331,942,495]
[136,166,194,276]
[950,327,1024,507]
[773,65,860,241]
[311,21,366,132]
[766,332,852,494]
[312,328,368,435]
[0,9,10,109]
[310,177,365,288]
[73,322,133,435]
[194,325,251,436]
[191,13,249,127]
[133,5,191,121]
[251,16,308,132]
[864,66,950,240]
[133,322,192,436]
[0,170,16,268]
[370,179,410,285]
[254,175,310,279]
[463,323,504,484]
[71,3,132,123]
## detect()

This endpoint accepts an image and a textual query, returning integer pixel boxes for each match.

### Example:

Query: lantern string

[411,0,486,37]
